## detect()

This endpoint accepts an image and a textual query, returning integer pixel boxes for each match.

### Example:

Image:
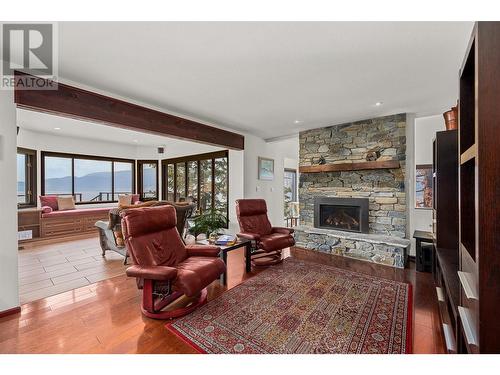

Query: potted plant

[190,208,228,241]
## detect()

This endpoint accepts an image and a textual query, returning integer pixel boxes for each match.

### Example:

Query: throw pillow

[57,196,76,211]
[131,194,140,204]
[39,195,58,211]
[118,194,132,207]
[41,206,53,214]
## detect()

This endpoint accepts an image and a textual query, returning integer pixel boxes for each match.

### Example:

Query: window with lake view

[42,152,135,203]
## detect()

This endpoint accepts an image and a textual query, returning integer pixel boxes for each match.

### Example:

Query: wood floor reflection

[0,240,445,353]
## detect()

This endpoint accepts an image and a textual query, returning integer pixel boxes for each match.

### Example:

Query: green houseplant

[190,208,228,238]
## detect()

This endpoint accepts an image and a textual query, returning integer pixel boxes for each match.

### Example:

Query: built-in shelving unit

[457,22,500,354]
[432,129,461,353]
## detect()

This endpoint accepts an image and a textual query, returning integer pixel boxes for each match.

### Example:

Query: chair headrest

[121,205,177,238]
[236,199,268,217]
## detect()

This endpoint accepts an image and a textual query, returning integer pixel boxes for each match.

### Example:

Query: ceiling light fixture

[375,102,383,107]
[133,139,139,143]
[54,127,61,130]
[294,120,302,124]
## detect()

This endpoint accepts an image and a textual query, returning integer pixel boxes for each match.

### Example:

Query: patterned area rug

[166,258,412,354]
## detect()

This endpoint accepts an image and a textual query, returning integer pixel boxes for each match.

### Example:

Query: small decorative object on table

[215,234,237,246]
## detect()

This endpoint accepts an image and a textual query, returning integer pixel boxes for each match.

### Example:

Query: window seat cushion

[42,207,111,219]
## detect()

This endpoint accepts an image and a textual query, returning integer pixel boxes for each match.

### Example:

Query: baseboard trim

[18,231,97,249]
[0,306,21,319]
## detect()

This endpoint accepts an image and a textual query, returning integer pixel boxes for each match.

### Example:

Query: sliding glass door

[162,150,228,221]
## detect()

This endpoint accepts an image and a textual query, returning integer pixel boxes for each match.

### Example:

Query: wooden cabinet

[19,208,109,242]
[457,22,500,354]
[40,212,108,238]
[18,209,41,242]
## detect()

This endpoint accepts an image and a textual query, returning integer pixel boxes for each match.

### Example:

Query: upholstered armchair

[96,201,195,264]
[121,205,225,319]
[235,199,295,267]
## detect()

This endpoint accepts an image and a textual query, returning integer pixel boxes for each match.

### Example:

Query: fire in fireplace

[314,197,369,233]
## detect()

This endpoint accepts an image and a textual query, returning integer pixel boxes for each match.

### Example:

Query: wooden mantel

[299,160,400,173]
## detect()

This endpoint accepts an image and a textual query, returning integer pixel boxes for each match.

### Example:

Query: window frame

[161,150,229,223]
[41,151,136,205]
[137,160,159,201]
[284,168,298,202]
[17,147,37,208]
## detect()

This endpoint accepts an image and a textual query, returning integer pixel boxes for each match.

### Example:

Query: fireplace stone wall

[299,114,407,238]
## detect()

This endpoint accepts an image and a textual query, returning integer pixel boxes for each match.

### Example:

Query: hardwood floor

[0,240,445,353]
[18,236,127,304]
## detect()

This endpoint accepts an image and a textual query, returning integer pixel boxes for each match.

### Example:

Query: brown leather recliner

[235,199,295,267]
[121,205,226,319]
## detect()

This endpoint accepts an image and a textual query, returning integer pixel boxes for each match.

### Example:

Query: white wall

[409,114,445,254]
[406,114,416,253]
[242,135,299,226]
[0,88,19,312]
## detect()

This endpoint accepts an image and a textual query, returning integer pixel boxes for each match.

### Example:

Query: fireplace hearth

[314,197,369,233]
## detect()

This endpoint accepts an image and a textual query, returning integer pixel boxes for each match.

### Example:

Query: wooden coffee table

[196,238,252,285]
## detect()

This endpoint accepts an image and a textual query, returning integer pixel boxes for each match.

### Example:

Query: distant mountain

[20,168,157,196]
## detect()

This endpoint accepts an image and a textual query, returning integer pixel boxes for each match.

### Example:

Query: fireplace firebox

[314,197,369,233]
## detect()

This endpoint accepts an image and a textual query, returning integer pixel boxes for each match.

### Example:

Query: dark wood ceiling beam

[14,71,244,150]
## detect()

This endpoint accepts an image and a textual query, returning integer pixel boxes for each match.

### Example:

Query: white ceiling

[42,22,474,139]
[17,108,222,149]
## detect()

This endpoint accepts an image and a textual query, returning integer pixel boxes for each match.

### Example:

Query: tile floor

[18,236,127,304]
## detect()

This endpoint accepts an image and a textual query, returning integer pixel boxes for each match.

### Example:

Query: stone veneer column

[298,114,407,238]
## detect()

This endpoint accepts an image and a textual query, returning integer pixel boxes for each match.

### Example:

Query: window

[137,160,158,201]
[17,148,37,208]
[75,159,112,202]
[214,156,228,214]
[114,162,134,200]
[187,160,198,208]
[42,152,135,204]
[200,159,213,212]
[162,150,229,222]
[284,169,297,217]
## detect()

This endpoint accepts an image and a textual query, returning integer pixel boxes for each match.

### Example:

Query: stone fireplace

[314,197,369,233]
[294,114,410,268]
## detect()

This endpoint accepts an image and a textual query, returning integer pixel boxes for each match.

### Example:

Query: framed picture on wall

[258,157,274,181]
[415,164,433,209]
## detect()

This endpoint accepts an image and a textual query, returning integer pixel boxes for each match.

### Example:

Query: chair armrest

[272,227,295,234]
[186,245,221,257]
[94,220,110,231]
[125,265,177,281]
[237,232,261,241]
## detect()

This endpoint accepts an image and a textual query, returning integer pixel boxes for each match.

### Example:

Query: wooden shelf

[436,247,460,317]
[299,160,400,173]
[460,144,477,165]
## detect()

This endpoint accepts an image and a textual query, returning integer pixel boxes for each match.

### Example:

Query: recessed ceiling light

[375,102,383,107]
[294,120,302,124]
[133,139,138,143]
[53,127,61,130]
